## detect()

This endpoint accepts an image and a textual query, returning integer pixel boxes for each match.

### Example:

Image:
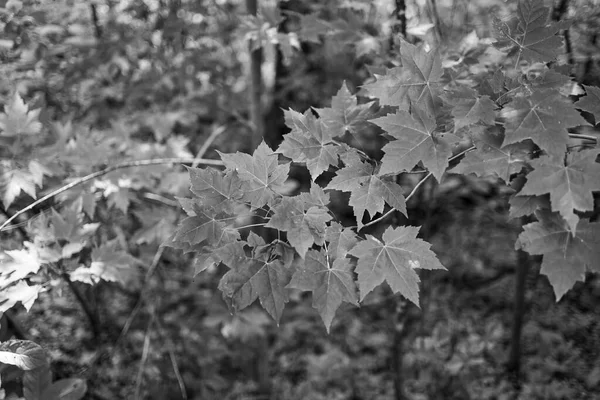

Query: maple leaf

[501,89,588,157]
[0,244,43,289]
[265,196,332,258]
[50,208,100,258]
[314,81,376,138]
[161,231,203,254]
[480,69,521,105]
[176,197,198,217]
[54,184,96,218]
[493,0,570,65]
[28,160,52,187]
[247,230,267,247]
[219,256,293,323]
[107,187,133,214]
[446,87,496,133]
[518,211,600,300]
[132,207,178,245]
[452,130,529,182]
[188,167,244,214]
[526,67,573,92]
[286,222,360,331]
[326,159,406,229]
[518,149,600,233]
[299,182,330,208]
[277,109,343,180]
[372,109,458,181]
[218,141,290,208]
[252,238,296,270]
[348,226,445,303]
[325,222,359,261]
[287,249,359,332]
[509,194,550,219]
[0,93,42,137]
[172,209,240,248]
[0,160,50,210]
[575,85,600,122]
[363,39,442,115]
[1,168,37,209]
[0,281,42,313]
[70,242,140,286]
[194,241,247,275]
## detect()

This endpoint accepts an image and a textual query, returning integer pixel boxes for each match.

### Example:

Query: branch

[358,131,597,231]
[0,157,224,232]
[0,208,27,239]
[62,272,101,338]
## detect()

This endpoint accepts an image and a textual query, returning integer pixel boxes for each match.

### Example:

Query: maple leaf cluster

[163,0,600,330]
[166,83,446,330]
[1,0,600,332]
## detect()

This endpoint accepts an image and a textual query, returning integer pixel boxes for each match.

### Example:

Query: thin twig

[0,208,27,239]
[217,104,254,131]
[236,222,267,230]
[0,207,53,233]
[155,318,188,400]
[112,246,165,356]
[192,125,227,168]
[0,157,224,232]
[134,310,155,400]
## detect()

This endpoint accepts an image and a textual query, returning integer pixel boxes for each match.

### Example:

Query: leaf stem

[568,133,598,142]
[236,222,267,230]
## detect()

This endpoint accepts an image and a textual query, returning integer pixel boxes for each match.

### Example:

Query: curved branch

[0,157,224,232]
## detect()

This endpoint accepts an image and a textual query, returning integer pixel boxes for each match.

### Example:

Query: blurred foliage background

[0,0,599,399]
